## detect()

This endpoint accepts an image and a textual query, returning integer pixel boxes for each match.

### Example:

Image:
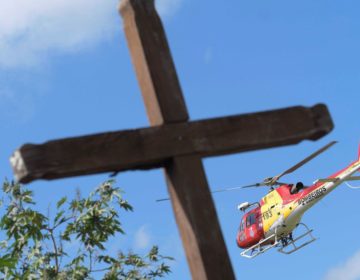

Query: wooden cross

[10,0,334,279]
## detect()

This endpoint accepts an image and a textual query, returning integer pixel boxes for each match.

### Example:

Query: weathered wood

[121,0,235,278]
[120,0,188,125]
[10,104,333,184]
[165,155,234,279]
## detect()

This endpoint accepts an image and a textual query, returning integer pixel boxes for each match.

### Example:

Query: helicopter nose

[236,231,245,248]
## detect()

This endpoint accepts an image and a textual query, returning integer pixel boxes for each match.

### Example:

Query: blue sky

[1,0,360,279]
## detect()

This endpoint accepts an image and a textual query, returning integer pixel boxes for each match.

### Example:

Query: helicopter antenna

[155,182,287,202]
[155,186,245,202]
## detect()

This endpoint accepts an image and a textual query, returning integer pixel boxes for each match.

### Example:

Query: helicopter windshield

[246,213,256,227]
[239,218,245,232]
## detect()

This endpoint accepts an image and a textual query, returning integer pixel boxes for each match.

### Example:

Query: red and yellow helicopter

[235,141,360,258]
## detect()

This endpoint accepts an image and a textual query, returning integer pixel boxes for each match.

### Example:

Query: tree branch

[48,228,59,274]
[90,266,111,273]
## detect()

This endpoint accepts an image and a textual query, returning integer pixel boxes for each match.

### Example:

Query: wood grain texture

[121,1,235,277]
[165,156,235,279]
[120,0,188,125]
[11,104,333,184]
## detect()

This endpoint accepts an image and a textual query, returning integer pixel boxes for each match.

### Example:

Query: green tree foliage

[0,180,172,279]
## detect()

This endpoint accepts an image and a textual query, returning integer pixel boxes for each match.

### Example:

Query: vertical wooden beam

[166,156,235,279]
[119,0,235,279]
[120,0,188,125]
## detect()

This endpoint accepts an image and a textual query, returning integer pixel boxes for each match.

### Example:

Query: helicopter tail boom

[300,148,360,212]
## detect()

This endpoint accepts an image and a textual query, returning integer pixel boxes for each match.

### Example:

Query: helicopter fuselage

[237,157,360,249]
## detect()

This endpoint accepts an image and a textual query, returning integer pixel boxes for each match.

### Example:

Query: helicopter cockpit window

[240,219,245,232]
[246,213,256,227]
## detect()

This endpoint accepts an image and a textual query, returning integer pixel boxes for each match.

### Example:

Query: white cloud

[156,0,183,17]
[324,250,360,280]
[0,0,183,69]
[0,0,184,123]
[133,225,151,250]
[0,0,119,68]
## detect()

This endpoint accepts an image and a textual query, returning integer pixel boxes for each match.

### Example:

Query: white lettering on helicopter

[298,187,326,206]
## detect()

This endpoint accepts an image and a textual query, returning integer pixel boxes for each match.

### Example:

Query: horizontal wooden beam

[11,104,333,183]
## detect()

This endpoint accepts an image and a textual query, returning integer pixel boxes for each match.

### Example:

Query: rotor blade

[156,197,171,202]
[156,182,263,202]
[211,186,250,193]
[346,176,360,181]
[214,183,267,191]
[274,141,337,181]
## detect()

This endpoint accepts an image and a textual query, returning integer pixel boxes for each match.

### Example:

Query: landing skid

[278,223,316,254]
[240,233,278,259]
[240,223,316,259]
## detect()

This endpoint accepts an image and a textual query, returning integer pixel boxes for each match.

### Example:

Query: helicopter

[235,141,360,258]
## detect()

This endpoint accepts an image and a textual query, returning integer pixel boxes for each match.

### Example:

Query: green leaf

[54,210,65,225]
[0,255,17,269]
[0,180,173,279]
[57,197,67,209]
